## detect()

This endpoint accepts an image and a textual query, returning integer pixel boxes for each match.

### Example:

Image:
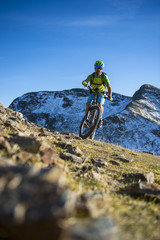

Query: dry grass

[61,137,160,240]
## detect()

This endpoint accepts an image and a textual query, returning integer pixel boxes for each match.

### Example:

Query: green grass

[61,137,160,240]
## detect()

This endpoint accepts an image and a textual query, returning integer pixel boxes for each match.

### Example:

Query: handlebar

[86,85,113,101]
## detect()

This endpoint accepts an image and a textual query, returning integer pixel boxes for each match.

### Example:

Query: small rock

[125,182,160,203]
[81,165,93,172]
[67,145,83,157]
[17,123,28,132]
[136,172,155,184]
[96,167,105,174]
[33,162,48,169]
[119,157,134,163]
[80,191,103,202]
[10,136,41,153]
[143,151,154,155]
[0,157,16,167]
[144,172,154,184]
[4,119,19,128]
[58,142,83,157]
[41,148,65,167]
[13,151,34,164]
[0,137,12,153]
[92,171,101,180]
[60,152,84,164]
[16,112,23,119]
[65,217,121,240]
[109,160,121,166]
[123,172,155,184]
[91,158,108,168]
[112,180,121,187]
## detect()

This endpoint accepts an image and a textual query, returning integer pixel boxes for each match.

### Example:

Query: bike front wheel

[89,128,96,139]
[79,106,101,139]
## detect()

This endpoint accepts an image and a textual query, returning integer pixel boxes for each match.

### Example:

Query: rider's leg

[97,95,105,128]
[98,103,103,118]
[85,94,94,114]
[85,102,90,114]
[98,94,105,118]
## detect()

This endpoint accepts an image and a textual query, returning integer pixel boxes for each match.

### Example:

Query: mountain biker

[82,60,112,128]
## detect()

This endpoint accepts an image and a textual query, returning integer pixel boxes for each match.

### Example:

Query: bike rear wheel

[79,106,101,139]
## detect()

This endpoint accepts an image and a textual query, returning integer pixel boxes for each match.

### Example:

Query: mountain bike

[79,86,108,140]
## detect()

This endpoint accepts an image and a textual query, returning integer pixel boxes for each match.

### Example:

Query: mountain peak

[132,84,160,101]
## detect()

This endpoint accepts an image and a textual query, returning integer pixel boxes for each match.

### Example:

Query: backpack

[90,72,106,86]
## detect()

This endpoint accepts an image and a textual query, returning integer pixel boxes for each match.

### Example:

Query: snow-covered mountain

[97,85,160,155]
[9,84,160,155]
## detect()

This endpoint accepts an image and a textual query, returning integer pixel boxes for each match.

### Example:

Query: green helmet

[94,60,104,69]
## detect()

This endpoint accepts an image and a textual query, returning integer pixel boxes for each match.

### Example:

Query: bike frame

[87,87,100,123]
[89,86,101,102]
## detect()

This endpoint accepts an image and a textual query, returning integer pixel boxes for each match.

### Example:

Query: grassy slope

[0,102,160,240]
[59,138,160,240]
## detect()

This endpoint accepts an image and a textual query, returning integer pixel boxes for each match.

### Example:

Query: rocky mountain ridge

[98,84,160,155]
[9,84,160,156]
[0,101,160,240]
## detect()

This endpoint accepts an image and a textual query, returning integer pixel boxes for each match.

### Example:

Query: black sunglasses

[95,67,103,70]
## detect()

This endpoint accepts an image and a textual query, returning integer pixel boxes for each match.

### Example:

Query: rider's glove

[82,81,88,87]
[108,96,113,101]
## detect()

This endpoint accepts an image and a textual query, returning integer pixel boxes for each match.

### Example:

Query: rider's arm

[107,85,112,99]
[82,79,89,87]
[104,74,113,100]
[82,74,92,87]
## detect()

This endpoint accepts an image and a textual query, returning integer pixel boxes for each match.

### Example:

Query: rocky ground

[0,102,160,240]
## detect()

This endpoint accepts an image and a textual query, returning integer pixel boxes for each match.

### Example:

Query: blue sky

[0,0,160,107]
